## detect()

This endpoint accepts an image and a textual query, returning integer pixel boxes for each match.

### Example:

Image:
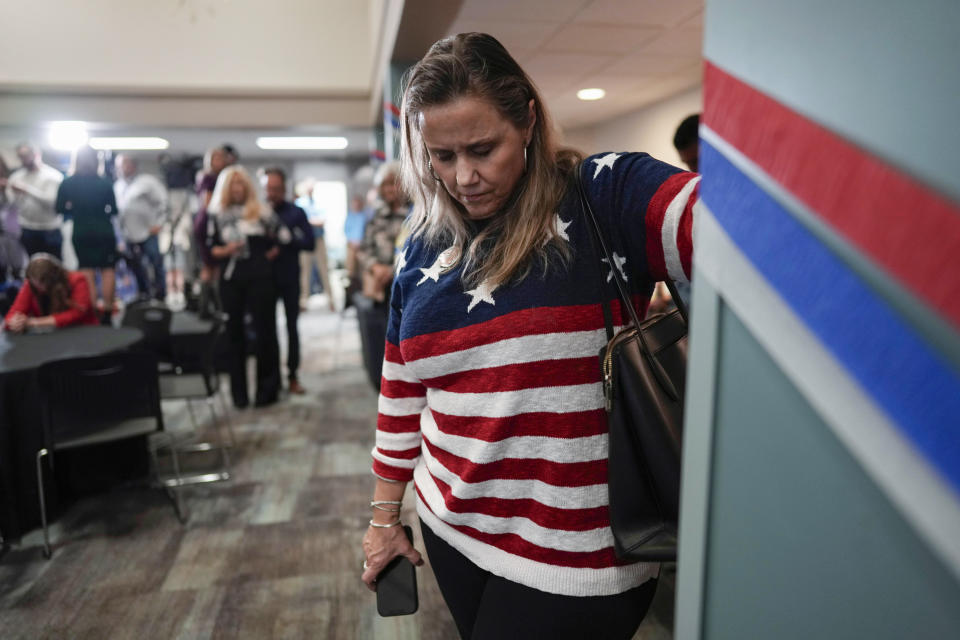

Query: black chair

[159,313,233,484]
[36,352,184,558]
[121,300,174,364]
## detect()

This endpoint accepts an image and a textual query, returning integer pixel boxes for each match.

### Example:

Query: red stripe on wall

[424,437,607,487]
[421,357,602,393]
[430,475,608,531]
[703,61,960,330]
[431,409,608,441]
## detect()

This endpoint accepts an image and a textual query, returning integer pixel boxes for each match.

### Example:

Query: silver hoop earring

[523,146,528,172]
[428,160,440,181]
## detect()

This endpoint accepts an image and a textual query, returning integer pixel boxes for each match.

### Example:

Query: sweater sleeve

[582,152,699,284]
[371,285,426,482]
[52,275,94,327]
[4,284,36,326]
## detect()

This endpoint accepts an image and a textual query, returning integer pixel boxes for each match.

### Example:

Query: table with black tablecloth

[0,326,144,541]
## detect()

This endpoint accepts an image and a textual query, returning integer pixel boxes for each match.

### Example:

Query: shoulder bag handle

[574,162,689,327]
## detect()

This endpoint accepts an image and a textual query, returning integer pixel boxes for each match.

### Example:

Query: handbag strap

[574,162,689,327]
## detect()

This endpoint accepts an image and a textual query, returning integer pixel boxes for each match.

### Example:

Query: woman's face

[228,174,247,205]
[29,278,47,295]
[210,150,227,175]
[419,96,534,220]
[379,175,400,209]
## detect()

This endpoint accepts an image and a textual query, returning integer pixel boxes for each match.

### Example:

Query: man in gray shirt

[114,154,168,301]
[2,143,64,258]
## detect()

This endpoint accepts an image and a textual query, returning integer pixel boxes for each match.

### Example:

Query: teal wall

[700,305,960,639]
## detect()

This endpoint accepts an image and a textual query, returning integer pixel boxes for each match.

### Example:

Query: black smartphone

[376,525,419,617]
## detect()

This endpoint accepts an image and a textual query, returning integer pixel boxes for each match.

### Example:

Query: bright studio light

[255,136,348,150]
[89,137,170,150]
[48,121,89,151]
[576,88,606,101]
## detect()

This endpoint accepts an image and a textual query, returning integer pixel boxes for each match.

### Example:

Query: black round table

[0,325,143,374]
[0,325,144,541]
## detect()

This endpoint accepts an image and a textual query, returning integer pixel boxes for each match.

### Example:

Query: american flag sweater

[373,152,699,597]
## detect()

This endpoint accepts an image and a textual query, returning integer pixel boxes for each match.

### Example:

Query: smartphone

[376,525,419,617]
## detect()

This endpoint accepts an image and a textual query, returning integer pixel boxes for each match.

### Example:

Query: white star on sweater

[417,256,444,285]
[555,214,572,242]
[592,152,621,179]
[395,248,408,274]
[465,280,497,313]
[602,252,628,283]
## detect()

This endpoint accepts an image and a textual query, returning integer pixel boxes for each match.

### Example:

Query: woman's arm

[4,284,36,331]
[360,477,423,591]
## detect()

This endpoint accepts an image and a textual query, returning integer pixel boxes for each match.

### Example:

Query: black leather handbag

[575,168,688,562]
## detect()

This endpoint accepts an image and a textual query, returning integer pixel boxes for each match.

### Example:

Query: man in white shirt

[114,154,168,300]
[2,143,64,258]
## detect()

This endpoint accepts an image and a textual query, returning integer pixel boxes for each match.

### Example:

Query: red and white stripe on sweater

[373,153,698,596]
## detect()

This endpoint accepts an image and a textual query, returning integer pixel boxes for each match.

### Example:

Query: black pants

[275,278,301,383]
[220,273,280,407]
[420,521,657,640]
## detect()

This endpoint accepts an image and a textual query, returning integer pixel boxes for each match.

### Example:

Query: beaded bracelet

[369,518,402,528]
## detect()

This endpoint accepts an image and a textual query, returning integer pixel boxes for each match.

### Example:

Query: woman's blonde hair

[211,166,265,222]
[399,32,582,288]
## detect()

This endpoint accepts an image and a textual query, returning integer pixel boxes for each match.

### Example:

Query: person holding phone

[360,33,698,639]
[3,253,98,332]
[205,166,282,408]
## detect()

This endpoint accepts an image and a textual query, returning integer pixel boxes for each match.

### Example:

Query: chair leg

[207,397,232,474]
[35,448,51,559]
[185,399,200,436]
[217,392,237,448]
[167,440,187,523]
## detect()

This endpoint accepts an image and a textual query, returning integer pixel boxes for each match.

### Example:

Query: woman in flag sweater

[360,32,698,639]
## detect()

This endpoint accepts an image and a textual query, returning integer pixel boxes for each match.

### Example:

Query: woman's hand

[6,313,27,333]
[360,524,424,592]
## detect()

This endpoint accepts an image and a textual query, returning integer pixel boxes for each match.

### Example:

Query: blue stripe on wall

[699,139,960,495]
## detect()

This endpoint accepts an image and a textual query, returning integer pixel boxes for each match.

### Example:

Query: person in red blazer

[3,254,98,332]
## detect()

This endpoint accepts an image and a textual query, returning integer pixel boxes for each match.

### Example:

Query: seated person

[3,254,98,332]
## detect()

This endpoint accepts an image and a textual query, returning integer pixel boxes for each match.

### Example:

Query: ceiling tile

[446,20,560,53]
[457,0,591,24]
[523,52,619,78]
[541,24,662,54]
[574,0,703,28]
[602,52,701,77]
[637,25,703,56]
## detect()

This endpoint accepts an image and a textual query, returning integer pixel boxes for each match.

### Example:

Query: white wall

[562,85,703,168]
[0,1,374,94]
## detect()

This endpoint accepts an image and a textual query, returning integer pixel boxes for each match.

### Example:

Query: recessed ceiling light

[256,136,348,150]
[89,137,170,150]
[48,121,88,151]
[577,88,606,101]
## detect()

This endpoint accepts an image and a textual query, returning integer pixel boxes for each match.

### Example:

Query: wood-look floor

[0,306,674,639]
